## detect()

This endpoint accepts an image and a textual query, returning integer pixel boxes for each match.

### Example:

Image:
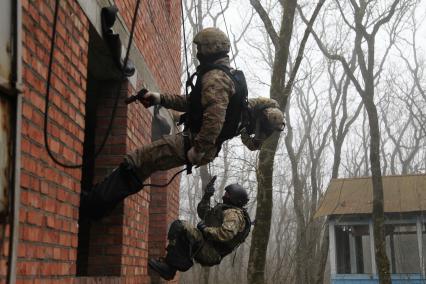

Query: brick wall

[0,0,181,282]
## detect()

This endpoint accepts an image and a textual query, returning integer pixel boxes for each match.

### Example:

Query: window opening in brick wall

[0,93,14,217]
[76,70,97,276]
[77,26,124,277]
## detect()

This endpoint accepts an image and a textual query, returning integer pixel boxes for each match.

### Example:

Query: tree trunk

[247,132,280,284]
[363,96,391,283]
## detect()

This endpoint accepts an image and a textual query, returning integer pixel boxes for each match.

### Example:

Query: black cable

[43,0,141,168]
[181,0,191,82]
[142,168,187,188]
[43,0,188,188]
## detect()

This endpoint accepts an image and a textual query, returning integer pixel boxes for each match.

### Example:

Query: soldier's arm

[160,93,188,112]
[197,194,212,219]
[202,209,244,242]
[193,70,234,153]
[241,129,262,151]
[248,97,279,109]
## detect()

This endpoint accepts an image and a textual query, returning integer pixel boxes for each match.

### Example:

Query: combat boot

[80,161,143,219]
[148,258,177,280]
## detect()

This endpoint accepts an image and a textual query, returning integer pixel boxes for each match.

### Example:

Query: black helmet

[223,184,249,207]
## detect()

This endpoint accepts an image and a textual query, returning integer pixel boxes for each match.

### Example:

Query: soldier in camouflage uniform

[241,97,284,150]
[148,177,251,280]
[80,28,284,219]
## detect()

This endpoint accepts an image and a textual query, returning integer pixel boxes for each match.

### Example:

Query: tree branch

[284,0,326,104]
[250,0,279,48]
[372,0,400,36]
[297,5,365,96]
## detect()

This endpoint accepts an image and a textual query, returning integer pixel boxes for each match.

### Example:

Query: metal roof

[315,174,426,218]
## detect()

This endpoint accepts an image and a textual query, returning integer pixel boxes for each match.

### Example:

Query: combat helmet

[193,27,230,55]
[223,184,249,207]
[263,107,285,131]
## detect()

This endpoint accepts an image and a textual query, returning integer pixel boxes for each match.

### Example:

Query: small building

[316,174,426,284]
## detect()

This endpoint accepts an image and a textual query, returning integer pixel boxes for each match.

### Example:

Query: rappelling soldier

[148,177,251,280]
[81,27,284,219]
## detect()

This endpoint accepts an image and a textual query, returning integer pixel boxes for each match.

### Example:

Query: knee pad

[168,220,185,240]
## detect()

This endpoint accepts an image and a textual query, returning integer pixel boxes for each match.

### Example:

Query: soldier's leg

[81,134,186,219]
[125,133,186,181]
[165,220,222,267]
[164,220,203,271]
[193,242,222,266]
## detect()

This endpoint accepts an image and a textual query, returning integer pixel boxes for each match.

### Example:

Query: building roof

[315,174,426,218]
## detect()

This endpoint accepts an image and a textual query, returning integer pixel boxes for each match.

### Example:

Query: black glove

[204,175,217,198]
[197,221,207,231]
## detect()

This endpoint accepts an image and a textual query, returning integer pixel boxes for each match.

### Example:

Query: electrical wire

[43,0,141,168]
[44,0,183,188]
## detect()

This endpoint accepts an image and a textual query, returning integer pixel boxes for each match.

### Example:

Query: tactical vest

[185,63,248,152]
[204,204,251,257]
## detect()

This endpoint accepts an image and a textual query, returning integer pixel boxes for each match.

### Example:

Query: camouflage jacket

[160,57,235,155]
[197,195,245,242]
[240,97,280,150]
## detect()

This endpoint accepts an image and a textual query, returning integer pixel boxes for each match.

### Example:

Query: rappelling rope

[43,0,141,168]
[218,0,237,69]
[181,0,192,99]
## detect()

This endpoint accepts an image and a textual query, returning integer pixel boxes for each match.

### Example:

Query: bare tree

[299,0,414,282]
[247,1,325,283]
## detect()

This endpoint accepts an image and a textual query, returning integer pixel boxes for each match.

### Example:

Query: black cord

[142,168,187,188]
[43,0,141,168]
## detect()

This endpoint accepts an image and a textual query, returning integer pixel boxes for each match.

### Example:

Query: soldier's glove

[139,90,161,108]
[197,221,207,232]
[187,147,205,165]
[204,175,217,198]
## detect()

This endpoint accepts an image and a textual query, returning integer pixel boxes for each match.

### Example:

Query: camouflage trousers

[166,220,222,270]
[125,132,218,182]
[125,133,187,182]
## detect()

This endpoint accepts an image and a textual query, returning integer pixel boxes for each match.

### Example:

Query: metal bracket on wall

[101,5,135,77]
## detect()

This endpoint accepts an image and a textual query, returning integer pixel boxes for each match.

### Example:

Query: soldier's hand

[197,221,207,232]
[139,90,161,108]
[204,175,217,198]
[187,147,205,165]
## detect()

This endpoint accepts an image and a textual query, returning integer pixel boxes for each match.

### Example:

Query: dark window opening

[335,225,371,274]
[76,71,97,276]
[77,25,125,277]
[0,94,14,218]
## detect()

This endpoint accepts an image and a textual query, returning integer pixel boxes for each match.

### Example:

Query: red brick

[15,0,181,282]
[27,210,43,226]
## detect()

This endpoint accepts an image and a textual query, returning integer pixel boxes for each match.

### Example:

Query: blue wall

[332,274,425,284]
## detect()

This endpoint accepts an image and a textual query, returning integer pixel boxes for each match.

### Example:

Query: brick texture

[0,0,181,282]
